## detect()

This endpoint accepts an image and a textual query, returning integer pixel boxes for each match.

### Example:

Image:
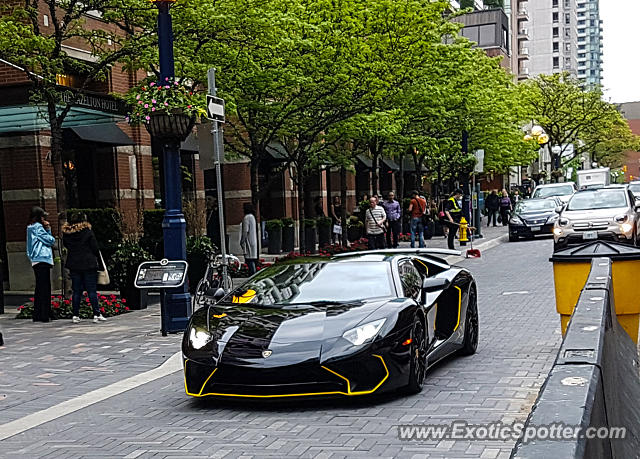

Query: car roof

[278,252,449,267]
[535,182,575,187]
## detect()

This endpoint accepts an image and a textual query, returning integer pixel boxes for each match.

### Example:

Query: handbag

[97,251,110,285]
[332,224,342,235]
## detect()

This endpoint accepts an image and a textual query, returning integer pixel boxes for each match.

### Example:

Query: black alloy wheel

[404,318,427,394]
[458,285,479,356]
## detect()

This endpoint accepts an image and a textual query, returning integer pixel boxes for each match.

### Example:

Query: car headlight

[559,217,569,227]
[342,318,386,346]
[189,326,213,350]
[553,227,563,236]
[510,216,523,225]
[620,223,633,234]
[615,214,629,223]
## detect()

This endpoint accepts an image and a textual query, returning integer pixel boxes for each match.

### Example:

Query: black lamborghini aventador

[182,250,478,398]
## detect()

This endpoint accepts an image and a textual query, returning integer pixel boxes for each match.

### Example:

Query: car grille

[572,220,610,231]
[523,218,547,225]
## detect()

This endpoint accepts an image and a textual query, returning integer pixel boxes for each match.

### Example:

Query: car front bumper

[509,223,554,237]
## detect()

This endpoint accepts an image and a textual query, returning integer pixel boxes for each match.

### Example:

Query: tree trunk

[371,143,380,198]
[47,101,67,220]
[397,151,405,201]
[250,158,260,216]
[340,165,348,246]
[297,170,306,251]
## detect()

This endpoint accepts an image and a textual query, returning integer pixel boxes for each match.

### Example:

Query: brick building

[620,101,640,182]
[0,6,205,291]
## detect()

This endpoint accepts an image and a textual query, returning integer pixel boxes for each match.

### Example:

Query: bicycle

[193,253,240,308]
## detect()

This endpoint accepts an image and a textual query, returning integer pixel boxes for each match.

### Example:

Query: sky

[601,0,640,103]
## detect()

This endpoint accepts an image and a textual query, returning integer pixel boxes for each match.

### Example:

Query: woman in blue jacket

[26,207,56,322]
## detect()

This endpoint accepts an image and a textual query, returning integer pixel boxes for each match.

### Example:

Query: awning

[381,158,399,171]
[265,142,288,162]
[402,157,428,173]
[69,124,134,146]
[356,154,372,169]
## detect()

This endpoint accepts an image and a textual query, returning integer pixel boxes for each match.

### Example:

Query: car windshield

[566,190,628,211]
[628,184,640,194]
[532,185,574,198]
[221,261,395,306]
[515,199,557,213]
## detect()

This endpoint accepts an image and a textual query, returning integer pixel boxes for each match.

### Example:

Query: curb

[445,234,508,264]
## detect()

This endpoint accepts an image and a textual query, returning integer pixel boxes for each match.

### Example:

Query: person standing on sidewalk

[499,189,512,226]
[365,196,386,249]
[330,196,343,245]
[485,190,499,227]
[240,203,259,275]
[62,213,106,324]
[382,192,401,248]
[444,189,463,250]
[408,191,426,248]
[26,207,56,322]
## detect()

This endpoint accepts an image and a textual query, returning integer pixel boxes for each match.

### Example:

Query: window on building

[462,26,479,44]
[553,56,560,69]
[553,12,559,23]
[552,0,558,7]
[565,42,571,52]
[564,0,570,7]
[564,28,571,38]
[553,27,559,38]
[565,13,571,24]
[565,57,571,68]
[553,42,559,52]
[478,24,495,47]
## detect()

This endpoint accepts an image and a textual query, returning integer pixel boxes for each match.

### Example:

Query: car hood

[192,299,390,365]
[516,210,556,222]
[562,207,628,221]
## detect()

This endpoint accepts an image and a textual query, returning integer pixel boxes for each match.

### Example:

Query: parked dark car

[509,197,563,242]
[182,250,478,399]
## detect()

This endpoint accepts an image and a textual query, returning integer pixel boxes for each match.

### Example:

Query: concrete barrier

[511,257,640,458]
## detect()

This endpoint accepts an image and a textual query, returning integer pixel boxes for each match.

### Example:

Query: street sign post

[206,95,225,122]
[135,259,188,289]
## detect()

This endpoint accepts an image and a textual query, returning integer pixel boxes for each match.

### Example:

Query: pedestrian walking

[62,213,106,324]
[313,196,324,217]
[26,206,55,322]
[365,196,386,250]
[330,196,343,245]
[408,190,426,248]
[240,203,259,275]
[444,189,464,250]
[485,190,499,227]
[381,192,402,248]
[499,189,512,226]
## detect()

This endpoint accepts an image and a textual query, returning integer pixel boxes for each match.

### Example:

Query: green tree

[519,73,636,175]
[0,0,152,218]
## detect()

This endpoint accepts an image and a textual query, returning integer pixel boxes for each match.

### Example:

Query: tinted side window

[399,260,421,300]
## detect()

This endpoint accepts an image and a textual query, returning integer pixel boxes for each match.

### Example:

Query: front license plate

[530,226,541,232]
[583,231,598,240]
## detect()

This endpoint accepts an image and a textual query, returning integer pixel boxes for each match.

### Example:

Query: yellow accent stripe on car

[184,355,389,398]
[453,286,462,331]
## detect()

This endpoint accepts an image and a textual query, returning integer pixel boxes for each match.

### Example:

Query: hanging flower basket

[125,77,205,141]
[147,110,195,142]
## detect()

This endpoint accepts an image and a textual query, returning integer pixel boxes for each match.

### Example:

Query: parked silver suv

[553,186,640,251]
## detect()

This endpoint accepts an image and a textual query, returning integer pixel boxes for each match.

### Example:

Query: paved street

[0,233,563,459]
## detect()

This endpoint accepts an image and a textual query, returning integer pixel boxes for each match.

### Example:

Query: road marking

[502,291,530,296]
[0,351,182,441]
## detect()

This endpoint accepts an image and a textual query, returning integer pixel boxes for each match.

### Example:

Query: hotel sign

[59,88,128,116]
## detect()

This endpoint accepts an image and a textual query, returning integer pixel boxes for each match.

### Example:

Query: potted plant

[282,217,295,252]
[110,241,152,310]
[186,235,216,293]
[265,219,284,254]
[347,215,364,242]
[317,216,332,248]
[303,218,317,254]
[126,78,206,142]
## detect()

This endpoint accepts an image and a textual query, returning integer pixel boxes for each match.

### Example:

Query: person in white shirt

[364,196,387,249]
[240,203,258,275]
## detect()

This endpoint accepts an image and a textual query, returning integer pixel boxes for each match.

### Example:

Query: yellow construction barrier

[551,241,640,343]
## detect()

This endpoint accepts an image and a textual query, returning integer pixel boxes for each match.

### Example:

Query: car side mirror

[213,288,225,302]
[555,206,563,213]
[421,278,450,304]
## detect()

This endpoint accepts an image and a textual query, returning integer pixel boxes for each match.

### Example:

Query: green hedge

[140,209,165,259]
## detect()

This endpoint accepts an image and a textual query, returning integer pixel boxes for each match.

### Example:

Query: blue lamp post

[150,0,191,335]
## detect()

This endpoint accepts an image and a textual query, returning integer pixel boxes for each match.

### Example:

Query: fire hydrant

[459,217,469,246]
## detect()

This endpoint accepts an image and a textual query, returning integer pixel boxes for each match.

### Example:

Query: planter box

[282,226,295,252]
[267,227,283,254]
[347,226,363,242]
[304,227,317,254]
[120,283,147,310]
[317,225,331,248]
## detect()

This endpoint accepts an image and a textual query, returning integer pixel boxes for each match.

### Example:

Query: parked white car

[531,182,576,203]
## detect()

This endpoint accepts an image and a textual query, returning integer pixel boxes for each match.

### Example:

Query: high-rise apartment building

[576,0,603,86]
[504,0,531,80]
